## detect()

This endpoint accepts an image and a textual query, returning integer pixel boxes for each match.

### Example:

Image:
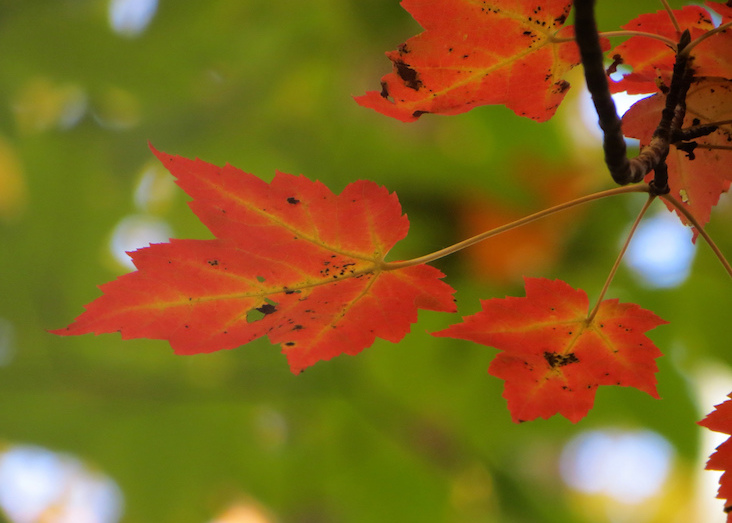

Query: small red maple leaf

[434,278,666,423]
[608,6,716,94]
[52,146,457,373]
[355,0,586,122]
[699,394,732,521]
[622,78,732,234]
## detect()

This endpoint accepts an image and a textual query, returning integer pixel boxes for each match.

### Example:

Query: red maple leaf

[434,278,666,423]
[608,6,716,94]
[708,0,732,21]
[622,78,732,233]
[355,0,585,122]
[699,394,732,521]
[52,146,457,373]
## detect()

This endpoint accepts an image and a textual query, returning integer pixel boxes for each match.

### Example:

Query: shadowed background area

[0,0,731,521]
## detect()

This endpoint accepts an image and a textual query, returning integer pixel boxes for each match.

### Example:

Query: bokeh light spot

[578,89,654,144]
[109,0,158,37]
[109,214,172,270]
[560,429,673,504]
[0,445,123,523]
[625,210,696,288]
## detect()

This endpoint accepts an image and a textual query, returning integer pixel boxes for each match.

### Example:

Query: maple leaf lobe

[699,394,732,519]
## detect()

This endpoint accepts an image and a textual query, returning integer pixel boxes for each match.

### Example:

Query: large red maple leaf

[622,78,732,233]
[699,394,732,521]
[355,0,584,122]
[52,146,457,373]
[434,278,666,423]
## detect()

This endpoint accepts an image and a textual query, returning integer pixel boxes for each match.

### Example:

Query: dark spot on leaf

[207,259,219,266]
[554,80,570,94]
[257,303,277,315]
[285,342,295,346]
[287,197,300,205]
[394,59,422,90]
[544,351,579,368]
[413,110,429,117]
[380,81,389,99]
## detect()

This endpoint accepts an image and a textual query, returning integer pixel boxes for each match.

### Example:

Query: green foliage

[0,0,729,521]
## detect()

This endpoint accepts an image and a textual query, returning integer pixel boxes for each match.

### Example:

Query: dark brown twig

[573,0,693,192]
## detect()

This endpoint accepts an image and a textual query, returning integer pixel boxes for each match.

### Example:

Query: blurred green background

[0,0,731,521]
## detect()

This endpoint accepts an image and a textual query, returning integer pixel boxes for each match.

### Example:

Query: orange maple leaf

[355,0,584,122]
[52,146,457,373]
[699,394,732,521]
[608,6,717,94]
[434,278,666,423]
[622,78,732,234]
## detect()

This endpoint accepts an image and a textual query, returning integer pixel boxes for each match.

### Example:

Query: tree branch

[573,0,693,193]
[573,0,632,184]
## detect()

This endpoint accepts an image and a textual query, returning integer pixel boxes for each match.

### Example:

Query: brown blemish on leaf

[544,351,579,369]
[394,60,422,90]
[257,303,277,315]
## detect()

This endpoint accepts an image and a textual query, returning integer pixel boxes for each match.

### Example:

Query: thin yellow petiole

[661,194,732,279]
[383,185,650,271]
[659,0,681,34]
[552,30,677,48]
[587,195,656,323]
[683,20,732,56]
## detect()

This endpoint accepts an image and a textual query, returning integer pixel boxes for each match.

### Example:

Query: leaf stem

[597,30,678,48]
[552,31,677,48]
[587,195,656,323]
[661,194,732,279]
[383,185,649,271]
[683,20,732,57]
[659,0,681,34]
